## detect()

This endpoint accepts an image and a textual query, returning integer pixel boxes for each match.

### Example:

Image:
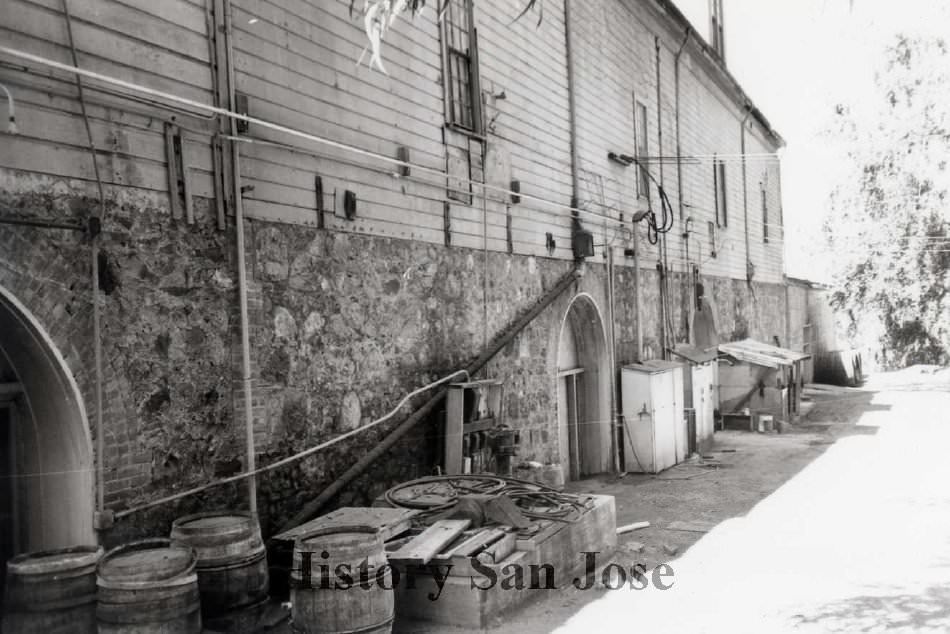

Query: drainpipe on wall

[563,0,579,212]
[674,27,691,342]
[224,0,257,515]
[564,0,619,472]
[655,36,671,359]
[740,105,752,288]
[633,226,643,362]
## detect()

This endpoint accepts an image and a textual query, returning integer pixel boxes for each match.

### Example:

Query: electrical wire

[60,0,108,516]
[0,46,642,233]
[1,45,792,252]
[113,368,470,519]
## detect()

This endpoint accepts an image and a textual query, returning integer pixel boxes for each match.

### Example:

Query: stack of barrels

[2,511,270,633]
[1,513,402,633]
[290,526,395,634]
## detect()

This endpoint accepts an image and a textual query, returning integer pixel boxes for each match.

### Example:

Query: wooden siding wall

[570,0,785,284]
[230,0,447,243]
[1,0,782,279]
[230,0,574,258]
[0,0,216,202]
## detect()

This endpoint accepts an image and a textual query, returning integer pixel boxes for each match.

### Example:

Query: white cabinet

[621,361,685,473]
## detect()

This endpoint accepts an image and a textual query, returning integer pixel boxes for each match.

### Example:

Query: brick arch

[0,280,96,550]
[555,292,613,478]
[0,228,140,520]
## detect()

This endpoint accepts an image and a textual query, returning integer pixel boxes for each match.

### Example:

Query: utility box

[620,361,685,473]
[671,344,720,454]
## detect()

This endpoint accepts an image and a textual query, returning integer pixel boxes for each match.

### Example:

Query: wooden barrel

[170,511,269,618]
[290,526,394,634]
[2,545,102,633]
[96,538,201,633]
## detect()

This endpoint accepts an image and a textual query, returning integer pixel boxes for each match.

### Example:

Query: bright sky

[674,0,950,281]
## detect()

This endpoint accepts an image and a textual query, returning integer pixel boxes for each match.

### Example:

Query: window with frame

[761,183,769,243]
[634,100,649,198]
[714,160,727,227]
[442,0,482,134]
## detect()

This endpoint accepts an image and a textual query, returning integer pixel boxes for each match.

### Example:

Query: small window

[714,160,727,227]
[634,100,649,198]
[442,0,482,134]
[707,220,717,258]
[761,183,769,243]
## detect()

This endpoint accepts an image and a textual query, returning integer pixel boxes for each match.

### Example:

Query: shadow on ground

[477,384,892,633]
[792,585,950,632]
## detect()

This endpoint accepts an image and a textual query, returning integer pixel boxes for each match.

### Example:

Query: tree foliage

[825,35,950,367]
[351,0,542,73]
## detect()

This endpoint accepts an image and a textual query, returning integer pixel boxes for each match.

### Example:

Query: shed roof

[718,339,811,369]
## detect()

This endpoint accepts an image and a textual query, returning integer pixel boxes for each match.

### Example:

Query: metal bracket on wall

[164,123,193,224]
[444,202,452,246]
[315,175,325,229]
[545,232,556,255]
[234,92,249,134]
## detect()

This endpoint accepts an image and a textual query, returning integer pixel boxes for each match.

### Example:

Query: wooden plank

[22,0,210,60]
[439,528,505,559]
[476,531,516,564]
[2,1,212,90]
[387,519,471,566]
[666,519,716,533]
[272,507,419,544]
[444,387,464,476]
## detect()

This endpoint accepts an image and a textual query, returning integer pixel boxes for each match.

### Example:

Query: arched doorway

[0,285,95,587]
[556,294,612,479]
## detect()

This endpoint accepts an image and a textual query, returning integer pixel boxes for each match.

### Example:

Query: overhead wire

[0,46,643,233]
[1,46,795,254]
[113,368,471,519]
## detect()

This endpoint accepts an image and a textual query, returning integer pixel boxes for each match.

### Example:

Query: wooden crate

[392,494,617,629]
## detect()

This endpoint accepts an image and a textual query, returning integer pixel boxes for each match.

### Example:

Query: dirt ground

[388,381,881,634]
[262,375,913,634]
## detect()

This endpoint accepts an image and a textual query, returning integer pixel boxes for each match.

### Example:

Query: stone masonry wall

[1,171,788,540]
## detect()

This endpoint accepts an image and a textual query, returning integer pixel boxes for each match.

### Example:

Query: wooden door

[559,369,588,480]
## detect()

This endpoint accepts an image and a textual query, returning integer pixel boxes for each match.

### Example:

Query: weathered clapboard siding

[2,0,213,102]
[230,0,577,258]
[568,0,784,284]
[0,0,216,206]
[472,0,574,259]
[232,0,452,243]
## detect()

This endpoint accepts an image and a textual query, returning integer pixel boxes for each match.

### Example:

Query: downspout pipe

[674,27,690,222]
[740,105,752,286]
[674,27,691,343]
[563,0,580,220]
[224,0,257,515]
[655,37,671,358]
